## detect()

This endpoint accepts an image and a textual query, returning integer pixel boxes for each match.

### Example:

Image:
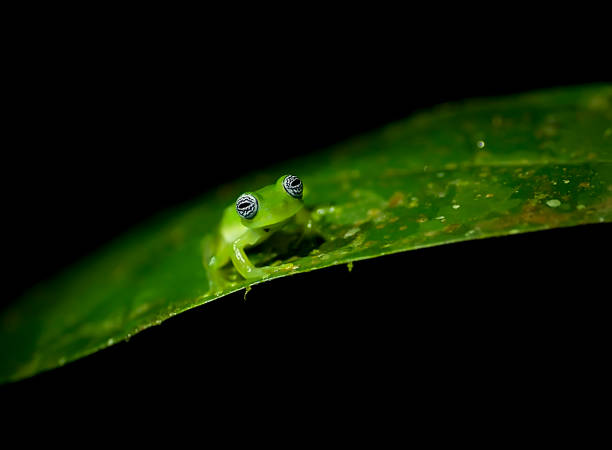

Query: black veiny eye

[283,175,303,199]
[236,193,258,219]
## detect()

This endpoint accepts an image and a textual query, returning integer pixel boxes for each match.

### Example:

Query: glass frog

[203,175,322,293]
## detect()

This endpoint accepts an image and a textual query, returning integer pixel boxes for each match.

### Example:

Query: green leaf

[1,84,611,383]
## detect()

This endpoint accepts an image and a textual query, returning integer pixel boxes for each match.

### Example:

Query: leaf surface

[1,84,611,383]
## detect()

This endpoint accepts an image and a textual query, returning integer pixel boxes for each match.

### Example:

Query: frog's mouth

[255,217,290,233]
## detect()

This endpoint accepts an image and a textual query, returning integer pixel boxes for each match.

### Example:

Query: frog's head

[236,174,304,229]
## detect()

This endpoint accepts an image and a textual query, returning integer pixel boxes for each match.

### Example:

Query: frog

[202,174,322,293]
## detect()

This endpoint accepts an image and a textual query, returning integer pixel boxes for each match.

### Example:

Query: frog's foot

[207,281,225,297]
[255,262,299,279]
[234,263,298,282]
[205,269,230,296]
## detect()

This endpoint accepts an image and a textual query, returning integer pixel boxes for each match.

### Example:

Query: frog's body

[203,175,318,293]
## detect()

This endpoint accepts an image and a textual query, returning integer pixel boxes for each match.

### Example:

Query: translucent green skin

[203,175,314,292]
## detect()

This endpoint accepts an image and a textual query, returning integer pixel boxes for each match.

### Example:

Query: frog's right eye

[236,193,258,219]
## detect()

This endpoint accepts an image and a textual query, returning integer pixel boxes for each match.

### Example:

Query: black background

[1,21,610,400]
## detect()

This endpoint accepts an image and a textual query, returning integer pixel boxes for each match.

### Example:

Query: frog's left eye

[283,175,303,199]
[236,193,258,219]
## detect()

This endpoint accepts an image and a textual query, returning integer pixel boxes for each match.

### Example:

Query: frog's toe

[206,273,228,295]
[268,262,299,275]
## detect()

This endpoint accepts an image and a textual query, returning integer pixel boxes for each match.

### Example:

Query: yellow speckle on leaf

[367,208,382,219]
[343,227,360,239]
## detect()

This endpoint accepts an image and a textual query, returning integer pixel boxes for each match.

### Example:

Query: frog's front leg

[231,231,292,280]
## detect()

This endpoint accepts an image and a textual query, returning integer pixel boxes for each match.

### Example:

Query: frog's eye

[283,175,303,199]
[236,193,258,219]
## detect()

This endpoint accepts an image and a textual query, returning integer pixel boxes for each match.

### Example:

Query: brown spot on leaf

[479,203,572,231]
[388,191,405,208]
[443,223,462,233]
